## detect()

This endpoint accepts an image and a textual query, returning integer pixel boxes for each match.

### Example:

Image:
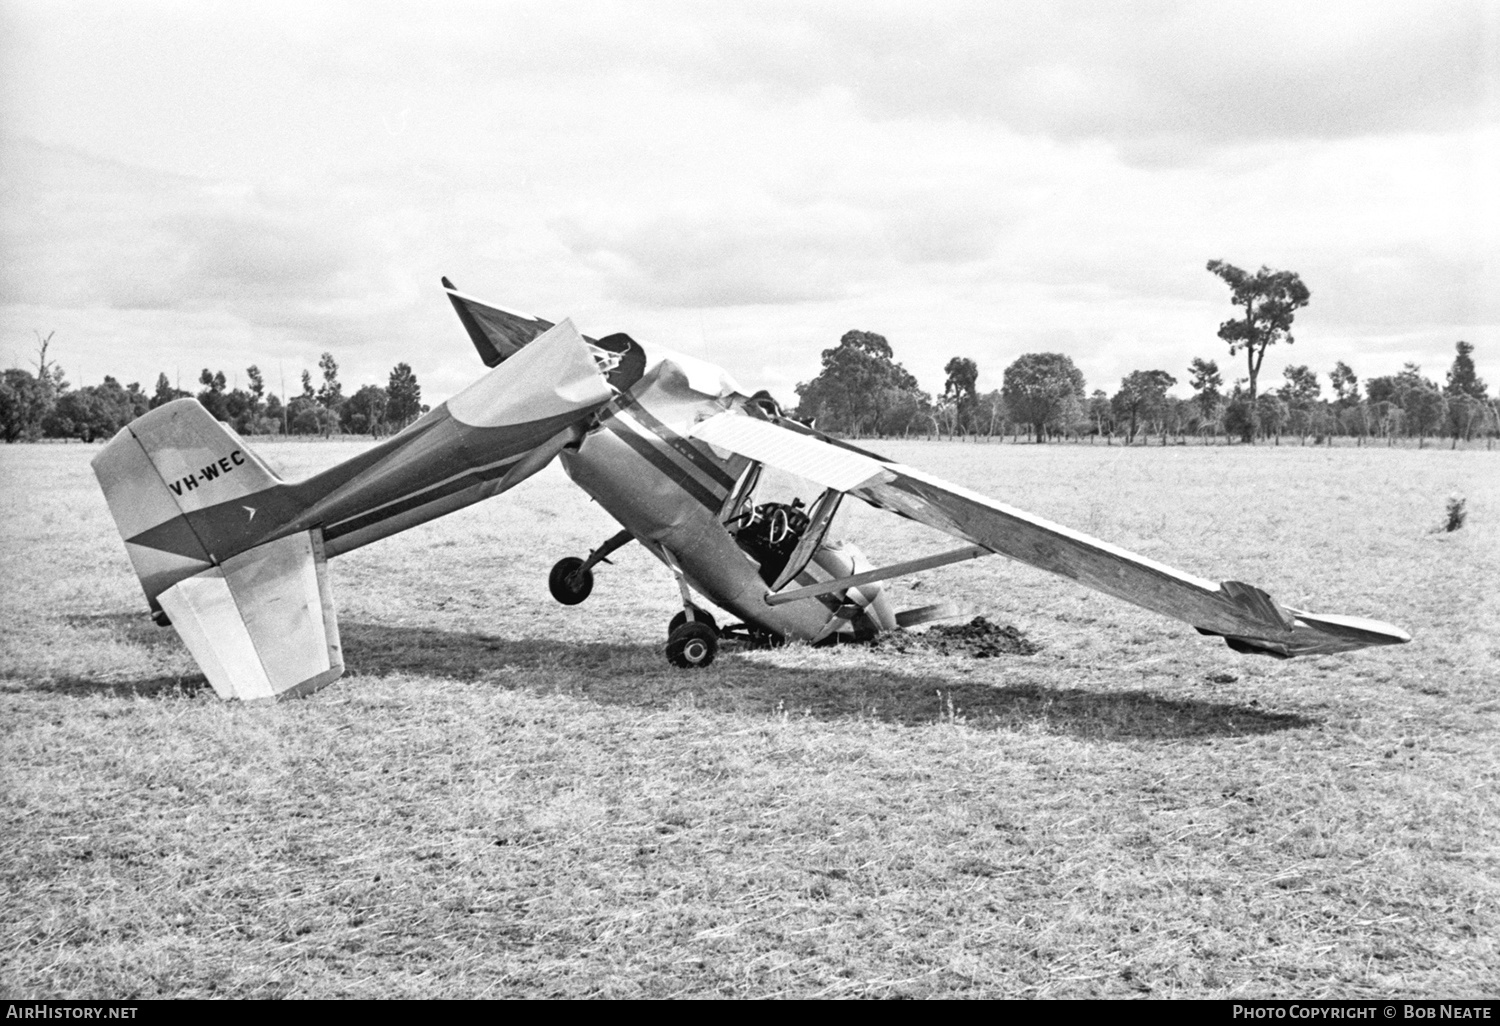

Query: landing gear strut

[663,563,719,669]
[547,529,634,606]
[668,605,718,637]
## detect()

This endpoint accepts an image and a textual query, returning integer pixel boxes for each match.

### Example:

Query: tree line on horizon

[794,333,1495,448]
[794,261,1498,448]
[0,337,426,444]
[3,260,1495,448]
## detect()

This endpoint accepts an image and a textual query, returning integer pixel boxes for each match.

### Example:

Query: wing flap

[157,530,343,701]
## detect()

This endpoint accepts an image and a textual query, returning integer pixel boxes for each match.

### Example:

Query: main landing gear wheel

[548,557,593,605]
[668,606,719,638]
[666,622,718,669]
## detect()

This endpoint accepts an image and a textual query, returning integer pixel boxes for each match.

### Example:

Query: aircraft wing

[690,412,1410,658]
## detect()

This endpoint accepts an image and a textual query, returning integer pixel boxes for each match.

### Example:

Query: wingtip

[1200,609,1412,658]
[1292,610,1413,648]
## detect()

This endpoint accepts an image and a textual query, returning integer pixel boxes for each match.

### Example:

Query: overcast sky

[2,1,1496,406]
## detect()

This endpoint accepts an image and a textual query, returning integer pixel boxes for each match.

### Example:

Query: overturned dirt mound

[872,616,1040,658]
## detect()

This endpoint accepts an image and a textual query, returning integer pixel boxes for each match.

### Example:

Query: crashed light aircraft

[92,280,1411,701]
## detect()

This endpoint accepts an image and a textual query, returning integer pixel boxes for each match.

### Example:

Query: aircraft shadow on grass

[36,612,214,699]
[50,614,1314,740]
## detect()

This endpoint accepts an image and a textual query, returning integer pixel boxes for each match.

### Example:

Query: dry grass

[1,439,1496,998]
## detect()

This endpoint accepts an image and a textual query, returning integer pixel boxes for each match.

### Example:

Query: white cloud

[552,202,876,307]
[559,1,1495,155]
[1,1,1495,403]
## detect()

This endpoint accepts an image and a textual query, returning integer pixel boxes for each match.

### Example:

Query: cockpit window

[733,499,810,585]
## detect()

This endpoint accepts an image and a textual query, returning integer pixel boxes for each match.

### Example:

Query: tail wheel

[666,622,718,669]
[548,557,593,605]
[668,606,718,638]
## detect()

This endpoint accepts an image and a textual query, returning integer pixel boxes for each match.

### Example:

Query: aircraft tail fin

[93,401,344,701]
[92,399,285,613]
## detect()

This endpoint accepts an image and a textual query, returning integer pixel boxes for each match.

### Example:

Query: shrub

[1444,496,1467,532]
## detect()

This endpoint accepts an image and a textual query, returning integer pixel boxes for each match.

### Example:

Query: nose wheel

[547,529,634,606]
[548,557,594,605]
[666,620,718,668]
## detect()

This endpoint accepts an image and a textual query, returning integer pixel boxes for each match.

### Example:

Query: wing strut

[765,544,990,607]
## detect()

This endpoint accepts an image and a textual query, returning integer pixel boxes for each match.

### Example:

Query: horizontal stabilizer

[157,530,342,702]
[442,278,559,367]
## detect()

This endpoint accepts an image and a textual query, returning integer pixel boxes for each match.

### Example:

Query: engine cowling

[810,540,897,638]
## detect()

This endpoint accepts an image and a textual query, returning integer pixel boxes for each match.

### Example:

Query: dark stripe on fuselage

[602,413,722,512]
[321,453,524,543]
[616,397,736,493]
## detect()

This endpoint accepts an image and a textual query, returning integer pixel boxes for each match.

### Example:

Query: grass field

[2,438,1496,998]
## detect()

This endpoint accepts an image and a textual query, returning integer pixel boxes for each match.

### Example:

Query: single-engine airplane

[93,279,1411,701]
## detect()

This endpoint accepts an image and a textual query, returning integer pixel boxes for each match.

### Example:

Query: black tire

[668,606,718,637]
[665,622,718,669]
[548,557,593,605]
